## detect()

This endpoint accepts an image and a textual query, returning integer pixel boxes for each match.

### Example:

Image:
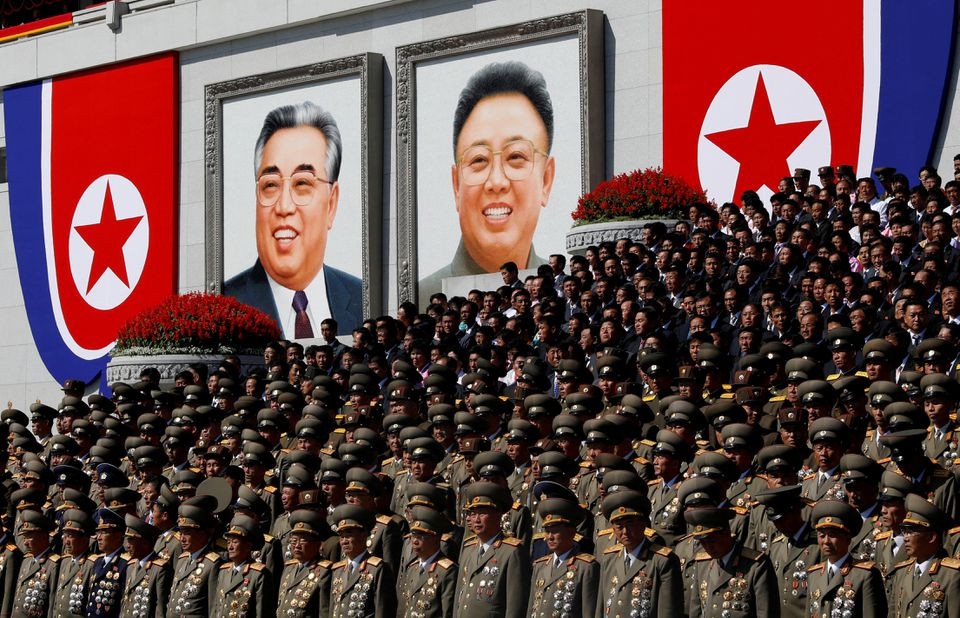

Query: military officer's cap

[225,514,264,546]
[95,463,128,488]
[836,164,855,176]
[385,379,416,402]
[517,360,550,391]
[215,378,237,398]
[797,380,836,406]
[453,412,483,437]
[162,426,193,448]
[382,413,415,435]
[809,417,849,444]
[826,327,861,351]
[664,400,707,429]
[537,451,578,480]
[777,407,807,428]
[53,464,88,487]
[652,429,689,459]
[878,471,913,503]
[760,341,793,364]
[840,454,883,484]
[181,384,208,404]
[721,423,762,452]
[289,510,328,537]
[283,451,321,474]
[242,442,275,468]
[793,342,828,363]
[95,507,127,531]
[255,408,284,430]
[638,353,672,378]
[616,394,653,423]
[352,428,383,451]
[818,165,834,177]
[426,405,455,427]
[704,400,747,429]
[408,437,445,462]
[392,360,421,383]
[338,442,374,467]
[696,344,725,370]
[867,381,903,408]
[61,509,95,535]
[462,481,513,512]
[69,419,98,440]
[731,369,763,388]
[11,488,45,512]
[898,371,924,398]
[601,489,651,523]
[692,451,738,481]
[471,394,503,416]
[316,458,347,484]
[678,477,725,507]
[408,506,452,535]
[423,374,455,396]
[863,339,896,364]
[275,391,305,411]
[683,507,735,537]
[538,497,586,528]
[475,358,504,381]
[505,419,538,444]
[915,338,955,363]
[171,470,205,494]
[556,359,587,382]
[347,373,376,395]
[295,418,324,439]
[398,426,430,448]
[278,464,315,490]
[794,167,811,181]
[22,460,53,485]
[104,488,141,511]
[737,354,770,376]
[124,514,160,541]
[582,418,615,444]
[902,494,950,533]
[551,414,583,439]
[473,450,514,478]
[882,402,929,430]
[757,445,802,474]
[879,428,929,449]
[29,403,56,421]
[920,373,957,400]
[332,503,375,533]
[300,404,329,422]
[345,468,381,495]
[178,504,216,530]
[232,486,269,518]
[832,376,870,404]
[154,485,179,512]
[406,482,447,510]
[601,469,644,494]
[20,510,54,533]
[133,445,167,469]
[49,434,79,456]
[754,485,804,520]
[456,436,489,455]
[524,394,561,419]
[564,392,603,417]
[812,500,861,535]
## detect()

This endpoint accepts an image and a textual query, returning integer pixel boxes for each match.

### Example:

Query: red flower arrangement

[571,167,708,223]
[112,293,281,355]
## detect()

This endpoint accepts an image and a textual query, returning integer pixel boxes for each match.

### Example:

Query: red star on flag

[73,180,143,294]
[704,72,822,199]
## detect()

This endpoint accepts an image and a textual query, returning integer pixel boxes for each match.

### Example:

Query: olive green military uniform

[687,543,778,618]
[848,508,882,562]
[454,535,530,618]
[598,541,681,618]
[805,559,886,618]
[528,552,598,618]
[924,422,960,467]
[168,549,221,617]
[367,513,404,574]
[49,552,95,617]
[873,529,907,578]
[396,554,457,618]
[153,529,181,563]
[888,553,960,618]
[647,478,684,547]
[329,554,395,618]
[276,558,332,618]
[0,536,23,618]
[211,561,273,618]
[766,524,820,618]
[118,554,170,618]
[11,550,60,618]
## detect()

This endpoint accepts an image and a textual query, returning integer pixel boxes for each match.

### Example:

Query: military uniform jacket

[848,508,881,563]
[647,478,684,547]
[210,561,273,618]
[874,530,907,579]
[11,550,59,618]
[86,550,128,618]
[49,552,95,618]
[368,514,404,575]
[924,423,960,467]
[396,555,457,618]
[861,430,891,462]
[805,558,886,618]
[766,524,820,618]
[275,558,331,618]
[687,543,778,618]
[800,469,845,503]
[0,538,24,618]
[527,552,598,618]
[888,553,960,618]
[153,530,180,564]
[168,549,222,618]
[886,461,960,522]
[453,535,530,618]
[599,540,681,618]
[118,553,171,618]
[329,554,396,618]
[726,474,767,509]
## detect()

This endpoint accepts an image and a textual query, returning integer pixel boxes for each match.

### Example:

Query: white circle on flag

[68,174,150,310]
[697,64,831,209]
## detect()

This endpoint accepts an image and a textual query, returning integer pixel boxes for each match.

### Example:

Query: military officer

[805,500,886,618]
[887,494,960,618]
[0,518,23,618]
[454,482,530,618]
[152,485,181,563]
[50,509,95,618]
[862,381,900,461]
[839,454,883,562]
[801,418,848,503]
[874,471,913,578]
[528,498,598,618]
[596,489,680,618]
[684,506,778,618]
[880,429,960,522]
[329,504,396,618]
[11,511,60,618]
[396,506,457,618]
[646,430,690,546]
[212,515,273,618]
[719,424,768,508]
[343,467,404,574]
[275,510,332,618]
[168,504,222,618]
[919,373,960,467]
[754,485,820,618]
[86,508,128,618]
[119,514,171,618]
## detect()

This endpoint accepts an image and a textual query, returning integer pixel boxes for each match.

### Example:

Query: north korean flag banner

[4,53,178,389]
[663,0,956,205]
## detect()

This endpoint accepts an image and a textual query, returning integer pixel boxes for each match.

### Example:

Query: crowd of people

[4,157,960,617]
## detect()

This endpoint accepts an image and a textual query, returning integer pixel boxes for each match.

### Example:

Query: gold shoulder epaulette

[48,554,60,562]
[382,457,395,465]
[730,506,748,515]
[249,563,264,571]
[647,478,663,486]
[642,395,656,402]
[694,551,711,561]
[332,560,348,569]
[633,456,650,465]
[853,561,875,570]
[512,501,521,510]
[769,396,785,402]
[877,457,891,464]
[317,560,333,569]
[892,558,915,571]
[284,559,298,566]
[501,537,521,547]
[205,552,220,563]
[640,439,655,446]
[575,553,596,563]
[719,393,735,399]
[826,374,840,381]
[803,473,816,481]
[179,551,190,559]
[604,544,623,554]
[376,515,391,524]
[941,557,960,569]
[366,556,382,566]
[264,486,276,493]
[644,528,657,537]
[219,563,233,570]
[653,545,673,557]
[579,461,592,468]
[5,543,16,552]
[464,539,478,548]
[855,371,868,378]
[152,556,168,567]
[874,530,892,540]
[807,563,824,573]
[333,428,346,434]
[598,528,613,536]
[437,558,454,569]
[533,555,551,564]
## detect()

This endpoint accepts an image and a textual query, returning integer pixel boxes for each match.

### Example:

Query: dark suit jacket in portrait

[224,259,362,336]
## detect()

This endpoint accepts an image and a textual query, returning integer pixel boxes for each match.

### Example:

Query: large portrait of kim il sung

[396,10,605,304]
[205,54,383,338]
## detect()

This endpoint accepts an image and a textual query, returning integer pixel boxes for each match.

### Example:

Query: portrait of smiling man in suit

[224,101,362,338]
